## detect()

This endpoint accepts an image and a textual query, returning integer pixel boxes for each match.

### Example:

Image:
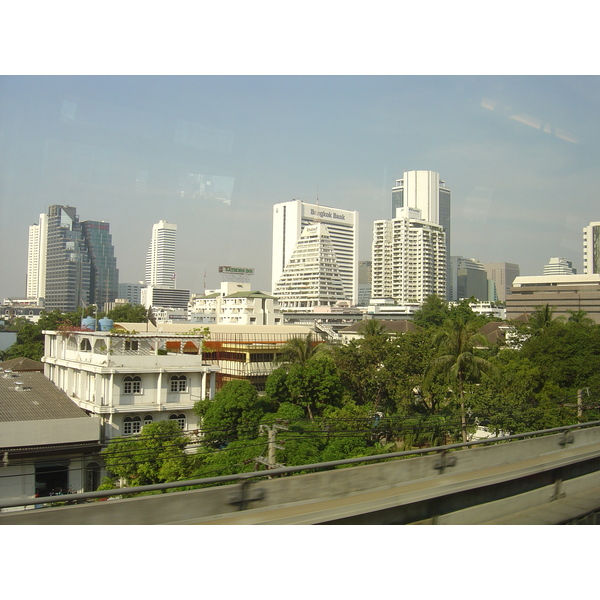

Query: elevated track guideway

[2,422,600,525]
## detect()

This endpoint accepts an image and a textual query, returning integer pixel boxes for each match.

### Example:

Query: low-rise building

[189,282,283,326]
[506,274,600,323]
[111,322,317,392]
[0,367,102,506]
[42,327,219,440]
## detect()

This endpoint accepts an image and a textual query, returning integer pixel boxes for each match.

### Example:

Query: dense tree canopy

[102,420,191,487]
[194,379,274,447]
[267,354,344,419]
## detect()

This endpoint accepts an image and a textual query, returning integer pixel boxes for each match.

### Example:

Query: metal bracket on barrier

[434,451,457,474]
[228,479,265,511]
[559,432,575,447]
[551,477,566,502]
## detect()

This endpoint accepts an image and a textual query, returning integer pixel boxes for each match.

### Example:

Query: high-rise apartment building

[81,221,119,311]
[145,220,177,289]
[371,207,446,304]
[543,257,576,276]
[391,170,451,298]
[272,200,358,304]
[449,256,488,302]
[583,222,600,275]
[483,262,520,303]
[26,213,48,301]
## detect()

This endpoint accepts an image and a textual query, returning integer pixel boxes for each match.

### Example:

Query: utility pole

[255,422,288,474]
[577,388,589,423]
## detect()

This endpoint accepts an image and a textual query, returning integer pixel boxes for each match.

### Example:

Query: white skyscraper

[392,170,451,298]
[26,212,48,302]
[272,199,358,304]
[274,222,347,310]
[371,207,446,304]
[583,222,600,275]
[145,220,177,289]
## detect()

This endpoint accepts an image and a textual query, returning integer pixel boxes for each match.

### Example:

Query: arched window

[143,414,153,426]
[169,375,187,392]
[123,416,142,435]
[123,375,142,394]
[169,413,186,430]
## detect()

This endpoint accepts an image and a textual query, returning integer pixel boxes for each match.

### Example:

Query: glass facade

[43,206,118,312]
[82,220,119,310]
[45,205,91,312]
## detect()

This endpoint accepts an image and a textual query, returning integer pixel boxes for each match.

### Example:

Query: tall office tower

[26,212,48,302]
[145,220,177,288]
[44,205,92,312]
[274,222,347,310]
[483,262,520,303]
[272,200,358,304]
[543,257,576,276]
[357,260,372,306]
[583,222,600,275]
[81,221,119,311]
[372,207,446,304]
[392,170,451,298]
[449,256,488,302]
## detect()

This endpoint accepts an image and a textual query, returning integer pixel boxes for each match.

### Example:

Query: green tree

[101,420,190,488]
[0,309,81,362]
[195,379,273,447]
[106,303,149,323]
[525,304,561,336]
[331,329,436,415]
[267,354,344,420]
[424,316,497,442]
[566,309,595,327]
[0,319,44,361]
[358,319,389,339]
[470,350,573,434]
[411,295,450,329]
[520,318,600,396]
[275,332,326,365]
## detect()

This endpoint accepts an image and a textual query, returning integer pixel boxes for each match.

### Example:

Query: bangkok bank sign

[309,208,347,221]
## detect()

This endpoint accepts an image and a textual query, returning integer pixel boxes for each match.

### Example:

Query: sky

[0,75,600,298]
[2,74,599,301]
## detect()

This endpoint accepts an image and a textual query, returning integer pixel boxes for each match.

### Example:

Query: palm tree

[527,304,560,335]
[358,319,388,339]
[424,316,497,443]
[275,332,325,366]
[566,309,595,326]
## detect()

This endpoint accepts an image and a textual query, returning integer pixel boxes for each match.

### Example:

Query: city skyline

[2,76,599,301]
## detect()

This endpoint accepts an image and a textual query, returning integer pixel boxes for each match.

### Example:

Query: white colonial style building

[42,327,219,441]
[189,282,282,325]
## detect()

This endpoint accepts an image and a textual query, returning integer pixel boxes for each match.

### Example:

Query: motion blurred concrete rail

[2,423,600,524]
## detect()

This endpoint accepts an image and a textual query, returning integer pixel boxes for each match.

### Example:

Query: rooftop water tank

[99,318,114,332]
[81,317,96,331]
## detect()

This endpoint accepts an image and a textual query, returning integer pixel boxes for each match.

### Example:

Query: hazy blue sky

[1,75,599,299]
